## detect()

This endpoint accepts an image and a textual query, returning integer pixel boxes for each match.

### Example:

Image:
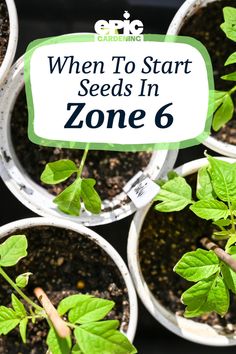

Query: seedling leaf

[54,178,82,216]
[46,327,71,354]
[11,294,26,317]
[74,321,137,354]
[154,176,192,212]
[57,294,92,316]
[0,306,20,334]
[190,200,229,221]
[174,249,219,282]
[19,318,28,344]
[225,51,236,65]
[212,93,234,131]
[182,274,229,318]
[221,7,236,41]
[196,166,215,200]
[41,160,77,184]
[0,235,27,267]
[207,156,236,202]
[15,272,32,288]
[221,253,236,294]
[81,178,102,214]
[68,297,115,324]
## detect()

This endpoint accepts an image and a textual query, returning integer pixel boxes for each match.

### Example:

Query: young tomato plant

[212,6,236,131]
[0,234,137,354]
[154,155,236,318]
[40,147,102,216]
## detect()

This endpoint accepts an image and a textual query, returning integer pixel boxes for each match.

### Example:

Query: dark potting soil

[10,89,151,205]
[139,174,236,335]
[179,0,236,145]
[0,226,130,353]
[0,0,9,66]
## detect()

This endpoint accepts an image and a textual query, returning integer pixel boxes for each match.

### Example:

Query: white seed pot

[167,0,236,158]
[128,156,236,346]
[0,55,178,226]
[0,216,138,342]
[0,0,18,85]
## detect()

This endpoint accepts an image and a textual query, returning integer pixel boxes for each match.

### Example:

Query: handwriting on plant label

[123,172,160,208]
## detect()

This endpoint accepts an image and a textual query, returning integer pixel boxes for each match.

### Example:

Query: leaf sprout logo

[94,11,144,41]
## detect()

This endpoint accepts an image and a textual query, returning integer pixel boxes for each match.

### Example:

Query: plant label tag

[123,171,160,208]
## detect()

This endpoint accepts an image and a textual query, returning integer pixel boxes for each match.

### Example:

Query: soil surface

[180,0,236,145]
[139,174,236,335]
[0,0,9,66]
[0,226,130,353]
[10,89,151,205]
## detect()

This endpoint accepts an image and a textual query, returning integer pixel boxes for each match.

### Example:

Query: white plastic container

[0,0,18,84]
[167,0,236,158]
[128,156,236,346]
[0,216,138,342]
[0,55,178,226]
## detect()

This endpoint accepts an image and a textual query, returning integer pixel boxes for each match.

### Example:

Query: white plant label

[123,171,160,208]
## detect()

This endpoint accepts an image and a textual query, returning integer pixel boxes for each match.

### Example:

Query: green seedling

[212,6,236,131]
[40,147,102,216]
[154,154,236,318]
[0,234,137,354]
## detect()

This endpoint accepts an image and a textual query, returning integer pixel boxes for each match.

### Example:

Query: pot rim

[128,156,236,346]
[0,0,18,84]
[0,215,138,342]
[167,0,236,158]
[0,54,178,226]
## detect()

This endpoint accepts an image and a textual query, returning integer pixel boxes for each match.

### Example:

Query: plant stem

[77,144,90,178]
[65,322,78,329]
[0,267,42,312]
[200,237,236,272]
[229,85,236,95]
[226,198,236,234]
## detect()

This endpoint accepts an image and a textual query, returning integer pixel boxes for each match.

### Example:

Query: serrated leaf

[57,294,92,316]
[225,52,236,65]
[207,156,236,203]
[221,7,236,41]
[196,166,215,200]
[68,297,115,324]
[11,294,26,317]
[190,200,229,221]
[212,93,234,131]
[174,249,219,282]
[0,306,20,334]
[154,176,192,212]
[182,275,229,318]
[54,178,82,216]
[19,318,28,344]
[74,321,137,354]
[46,327,71,354]
[0,235,27,267]
[41,160,78,184]
[15,272,32,288]
[81,178,102,214]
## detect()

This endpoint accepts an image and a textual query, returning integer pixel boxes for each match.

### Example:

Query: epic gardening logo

[94,11,144,42]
